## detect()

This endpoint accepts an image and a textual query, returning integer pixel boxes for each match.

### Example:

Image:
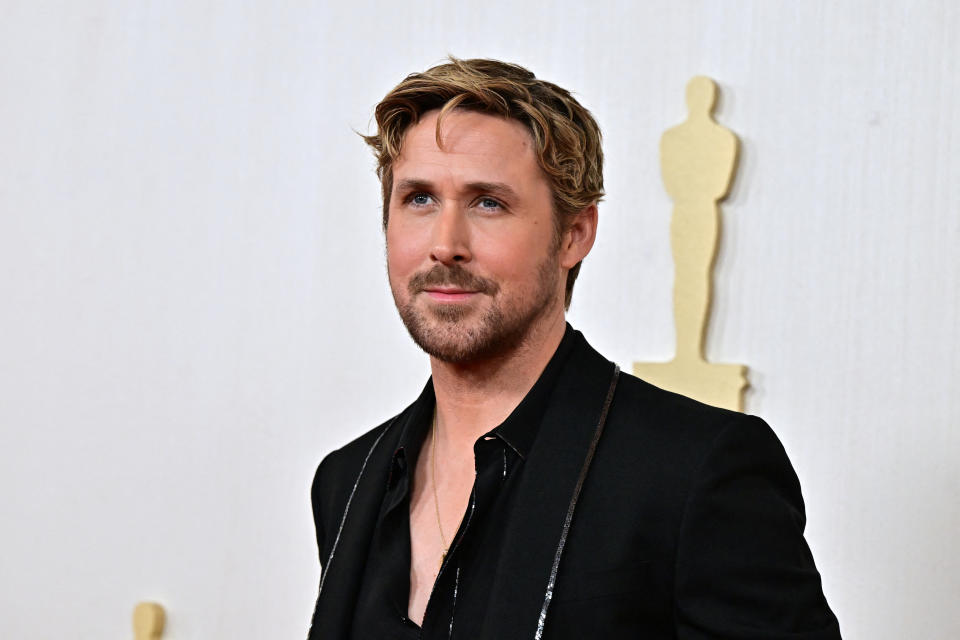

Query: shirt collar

[489,323,578,459]
[387,381,434,490]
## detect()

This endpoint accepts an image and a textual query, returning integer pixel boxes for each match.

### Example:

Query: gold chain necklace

[431,410,450,570]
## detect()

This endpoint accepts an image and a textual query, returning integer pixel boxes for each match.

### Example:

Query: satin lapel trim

[479,346,620,639]
[535,364,619,639]
[310,417,401,639]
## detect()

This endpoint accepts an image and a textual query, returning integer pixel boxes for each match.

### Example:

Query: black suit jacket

[309,330,841,639]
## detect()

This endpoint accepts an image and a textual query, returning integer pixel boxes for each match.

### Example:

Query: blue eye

[410,193,432,206]
[478,198,502,210]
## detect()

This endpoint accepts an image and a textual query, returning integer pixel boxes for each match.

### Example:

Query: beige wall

[1,1,957,637]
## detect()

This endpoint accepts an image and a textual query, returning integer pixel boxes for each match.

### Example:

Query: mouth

[422,287,479,302]
[407,264,499,302]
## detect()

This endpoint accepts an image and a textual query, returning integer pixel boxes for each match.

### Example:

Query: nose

[430,205,472,265]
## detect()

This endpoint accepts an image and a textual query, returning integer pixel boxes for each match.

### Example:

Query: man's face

[386,109,565,364]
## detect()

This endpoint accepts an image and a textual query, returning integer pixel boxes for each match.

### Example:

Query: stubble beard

[391,256,561,364]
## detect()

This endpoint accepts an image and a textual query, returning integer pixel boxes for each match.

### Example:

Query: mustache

[408,264,499,296]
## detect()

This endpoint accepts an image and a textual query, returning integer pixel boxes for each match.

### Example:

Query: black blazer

[309,330,841,639]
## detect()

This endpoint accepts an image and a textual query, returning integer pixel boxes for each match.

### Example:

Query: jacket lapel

[479,335,618,639]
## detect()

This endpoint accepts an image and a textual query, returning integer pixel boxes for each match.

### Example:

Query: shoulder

[562,330,789,480]
[603,371,796,496]
[564,330,781,477]
[607,370,758,447]
[311,415,402,513]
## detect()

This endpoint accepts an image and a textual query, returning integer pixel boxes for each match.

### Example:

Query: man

[308,58,840,639]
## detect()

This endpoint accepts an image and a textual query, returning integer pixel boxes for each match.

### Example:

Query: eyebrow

[394,178,520,202]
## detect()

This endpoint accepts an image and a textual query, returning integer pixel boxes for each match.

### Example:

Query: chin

[397,296,558,365]
[400,306,507,363]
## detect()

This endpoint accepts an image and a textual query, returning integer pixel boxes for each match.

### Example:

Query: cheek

[478,230,550,279]
[388,242,421,270]
[385,222,421,275]
[386,249,411,302]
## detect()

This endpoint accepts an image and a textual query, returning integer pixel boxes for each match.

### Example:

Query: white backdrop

[1,1,957,638]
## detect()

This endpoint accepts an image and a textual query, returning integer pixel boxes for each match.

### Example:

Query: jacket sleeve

[308,452,336,640]
[311,453,333,568]
[674,415,842,639]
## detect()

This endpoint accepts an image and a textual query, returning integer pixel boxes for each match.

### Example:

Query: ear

[559,204,598,269]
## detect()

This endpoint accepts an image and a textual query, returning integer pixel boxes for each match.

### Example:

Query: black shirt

[349,326,578,639]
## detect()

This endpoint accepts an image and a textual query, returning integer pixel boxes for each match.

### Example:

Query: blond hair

[363,57,604,308]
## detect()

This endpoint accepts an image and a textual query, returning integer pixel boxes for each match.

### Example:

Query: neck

[429,311,567,449]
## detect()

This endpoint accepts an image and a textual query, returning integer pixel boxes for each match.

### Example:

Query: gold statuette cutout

[133,602,166,640]
[633,76,748,411]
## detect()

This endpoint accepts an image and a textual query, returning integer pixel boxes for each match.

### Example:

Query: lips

[408,264,500,297]
[423,287,477,302]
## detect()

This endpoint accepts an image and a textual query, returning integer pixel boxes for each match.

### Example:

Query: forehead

[393,109,542,186]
